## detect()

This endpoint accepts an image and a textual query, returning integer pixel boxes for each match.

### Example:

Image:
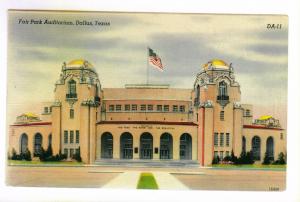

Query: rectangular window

[147,105,153,111]
[164,105,169,112]
[70,149,74,158]
[125,104,130,111]
[132,104,137,111]
[214,133,218,146]
[70,109,74,119]
[76,148,80,154]
[116,105,121,111]
[76,130,80,143]
[220,151,224,160]
[245,109,251,116]
[173,105,178,112]
[109,105,114,111]
[220,133,224,146]
[179,105,185,112]
[214,151,218,158]
[64,148,68,157]
[64,131,68,144]
[226,133,230,146]
[220,111,224,121]
[44,107,48,114]
[70,131,74,143]
[49,107,52,113]
[226,151,230,157]
[157,105,162,111]
[141,104,146,111]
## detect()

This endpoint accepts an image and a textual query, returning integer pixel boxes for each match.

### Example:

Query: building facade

[8,59,286,166]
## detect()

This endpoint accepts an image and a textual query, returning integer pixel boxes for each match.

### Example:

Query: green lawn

[137,173,159,189]
[7,160,83,166]
[212,164,286,170]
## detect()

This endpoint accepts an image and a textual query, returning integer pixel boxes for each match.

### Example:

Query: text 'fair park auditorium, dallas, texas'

[8,59,286,166]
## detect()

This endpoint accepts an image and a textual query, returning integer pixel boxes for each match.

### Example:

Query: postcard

[6,10,287,191]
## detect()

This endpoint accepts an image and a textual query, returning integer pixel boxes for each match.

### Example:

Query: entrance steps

[94,159,200,168]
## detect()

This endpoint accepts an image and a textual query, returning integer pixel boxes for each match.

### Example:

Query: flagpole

[146,46,149,85]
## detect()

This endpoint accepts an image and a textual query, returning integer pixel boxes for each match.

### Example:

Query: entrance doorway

[160,133,173,159]
[120,132,133,159]
[101,132,113,158]
[140,132,153,159]
[180,133,192,160]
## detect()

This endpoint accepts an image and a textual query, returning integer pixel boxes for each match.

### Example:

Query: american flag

[148,47,164,71]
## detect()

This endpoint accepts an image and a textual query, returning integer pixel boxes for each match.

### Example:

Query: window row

[63,147,80,158]
[64,130,80,144]
[214,151,230,160]
[43,106,52,114]
[108,104,186,112]
[214,132,230,147]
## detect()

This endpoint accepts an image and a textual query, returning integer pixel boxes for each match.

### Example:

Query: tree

[235,150,254,165]
[11,148,18,160]
[212,155,220,164]
[24,148,32,161]
[230,150,238,164]
[73,147,82,162]
[273,152,286,165]
[262,152,271,165]
[38,147,46,161]
[46,144,53,158]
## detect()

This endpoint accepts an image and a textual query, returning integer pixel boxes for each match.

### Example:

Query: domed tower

[51,59,102,163]
[193,59,243,166]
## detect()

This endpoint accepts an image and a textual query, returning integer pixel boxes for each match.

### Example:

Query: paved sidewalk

[102,171,141,189]
[152,172,189,190]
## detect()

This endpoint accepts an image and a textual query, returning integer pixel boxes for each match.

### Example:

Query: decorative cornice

[97,121,198,126]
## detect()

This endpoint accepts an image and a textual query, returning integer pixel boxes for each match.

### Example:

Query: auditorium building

[8,59,286,166]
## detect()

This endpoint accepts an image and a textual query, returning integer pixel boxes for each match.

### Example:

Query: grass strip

[212,164,286,169]
[7,160,83,166]
[137,172,159,189]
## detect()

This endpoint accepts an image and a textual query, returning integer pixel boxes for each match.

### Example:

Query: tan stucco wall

[8,124,52,155]
[243,128,286,162]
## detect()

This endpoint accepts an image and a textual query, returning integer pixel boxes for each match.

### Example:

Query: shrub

[235,150,254,165]
[46,144,53,157]
[39,147,67,162]
[23,148,32,161]
[38,147,47,161]
[230,150,238,164]
[11,148,23,160]
[262,152,271,165]
[72,147,82,162]
[212,155,220,164]
[273,152,286,165]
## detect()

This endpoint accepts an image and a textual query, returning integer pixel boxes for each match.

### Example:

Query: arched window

[218,81,227,96]
[34,133,43,156]
[266,137,274,160]
[180,133,192,160]
[242,136,246,153]
[140,132,153,159]
[251,136,261,160]
[20,133,28,154]
[68,79,76,95]
[101,132,113,159]
[120,132,133,159]
[160,133,173,159]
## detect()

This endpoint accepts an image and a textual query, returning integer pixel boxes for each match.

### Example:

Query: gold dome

[22,112,39,118]
[203,59,229,70]
[66,59,94,68]
[258,115,273,121]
